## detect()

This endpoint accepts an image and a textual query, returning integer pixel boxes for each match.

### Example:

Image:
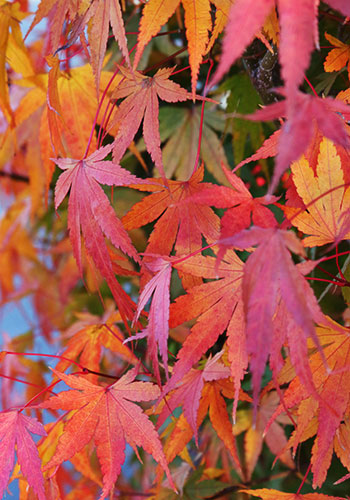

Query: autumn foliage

[4,0,350,499]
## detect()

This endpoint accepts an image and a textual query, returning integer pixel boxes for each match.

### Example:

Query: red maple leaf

[189,164,278,237]
[109,66,211,179]
[40,368,175,499]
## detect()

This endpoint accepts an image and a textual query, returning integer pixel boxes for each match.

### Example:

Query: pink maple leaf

[0,410,47,500]
[54,144,150,322]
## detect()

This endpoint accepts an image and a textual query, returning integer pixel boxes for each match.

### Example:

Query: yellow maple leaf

[0,0,28,124]
[284,137,350,247]
[244,489,345,500]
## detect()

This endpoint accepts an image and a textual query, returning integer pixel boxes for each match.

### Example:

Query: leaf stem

[19,379,61,411]
[84,43,138,159]
[143,46,188,74]
[319,249,350,262]
[0,372,55,393]
[4,351,84,370]
[296,462,312,494]
[171,241,217,265]
[336,244,346,280]
[303,74,318,97]
[193,58,214,175]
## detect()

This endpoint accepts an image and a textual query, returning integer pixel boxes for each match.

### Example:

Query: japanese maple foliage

[3,0,350,499]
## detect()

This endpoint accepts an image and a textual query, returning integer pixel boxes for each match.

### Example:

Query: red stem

[171,242,217,266]
[20,379,61,411]
[4,351,84,370]
[283,182,350,228]
[305,276,345,286]
[336,244,346,280]
[0,372,55,393]
[315,264,344,282]
[84,43,138,158]
[319,249,350,262]
[192,59,214,175]
[304,74,318,97]
[296,462,312,494]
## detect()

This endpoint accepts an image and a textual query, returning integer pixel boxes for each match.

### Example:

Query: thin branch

[0,170,29,183]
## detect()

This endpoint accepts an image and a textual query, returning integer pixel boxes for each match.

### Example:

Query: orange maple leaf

[55,307,138,381]
[324,32,350,78]
[165,251,246,417]
[122,165,220,288]
[134,0,233,98]
[0,0,28,125]
[40,368,175,499]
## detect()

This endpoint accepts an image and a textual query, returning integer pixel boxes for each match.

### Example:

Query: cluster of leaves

[3,0,350,499]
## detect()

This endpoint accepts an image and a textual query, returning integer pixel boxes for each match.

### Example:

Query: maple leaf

[139,104,229,184]
[219,227,327,411]
[244,489,346,500]
[122,165,220,288]
[0,0,28,125]
[127,256,172,383]
[157,355,244,474]
[55,307,138,381]
[0,198,37,298]
[283,137,350,247]
[85,0,130,90]
[26,0,129,89]
[189,164,278,238]
[109,66,210,179]
[157,352,231,442]
[134,0,233,98]
[269,320,350,488]
[232,391,293,481]
[14,60,116,190]
[39,368,175,499]
[54,143,148,322]
[163,251,246,418]
[25,0,82,54]
[324,32,350,79]
[0,410,47,500]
